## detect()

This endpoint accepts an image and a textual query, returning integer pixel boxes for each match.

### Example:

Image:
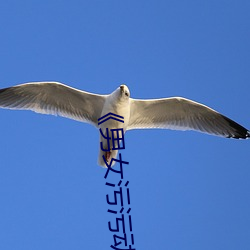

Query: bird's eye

[125,92,129,97]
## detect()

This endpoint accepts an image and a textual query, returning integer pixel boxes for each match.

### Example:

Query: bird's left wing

[0,82,106,127]
[128,97,249,139]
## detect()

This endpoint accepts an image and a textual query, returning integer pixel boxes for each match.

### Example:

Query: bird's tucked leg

[105,151,112,162]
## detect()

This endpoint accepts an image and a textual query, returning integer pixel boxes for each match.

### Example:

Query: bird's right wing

[128,97,249,139]
[0,82,107,127]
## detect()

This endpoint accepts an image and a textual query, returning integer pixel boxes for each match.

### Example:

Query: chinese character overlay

[99,113,136,250]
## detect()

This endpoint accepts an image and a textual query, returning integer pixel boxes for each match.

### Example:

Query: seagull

[0,82,249,167]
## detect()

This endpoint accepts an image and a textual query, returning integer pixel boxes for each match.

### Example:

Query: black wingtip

[247,131,250,138]
[222,115,250,139]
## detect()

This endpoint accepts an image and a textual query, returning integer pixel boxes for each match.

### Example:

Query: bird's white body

[98,86,131,166]
[0,82,249,167]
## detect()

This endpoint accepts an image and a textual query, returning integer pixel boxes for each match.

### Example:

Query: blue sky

[0,1,249,249]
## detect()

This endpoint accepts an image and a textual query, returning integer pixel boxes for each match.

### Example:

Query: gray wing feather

[128,97,249,139]
[0,82,106,127]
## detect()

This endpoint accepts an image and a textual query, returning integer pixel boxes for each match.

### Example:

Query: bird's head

[119,84,130,99]
[110,84,130,103]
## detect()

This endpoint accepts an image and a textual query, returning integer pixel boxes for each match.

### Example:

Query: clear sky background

[0,1,249,250]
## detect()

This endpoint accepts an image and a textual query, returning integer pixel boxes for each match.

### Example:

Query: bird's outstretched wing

[128,97,249,139]
[0,82,106,127]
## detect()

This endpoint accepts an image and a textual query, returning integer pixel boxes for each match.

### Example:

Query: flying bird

[0,82,249,167]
